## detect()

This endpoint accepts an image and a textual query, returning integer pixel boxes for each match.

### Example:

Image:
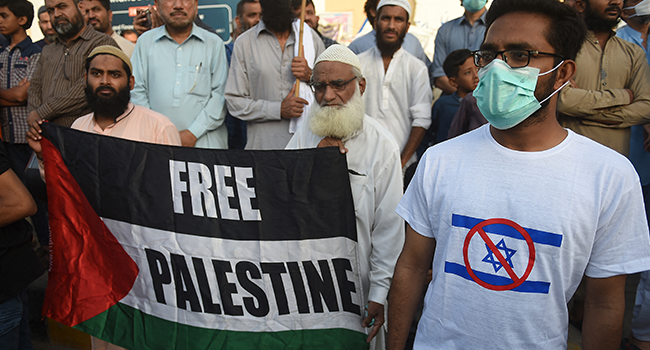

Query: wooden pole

[295,0,307,97]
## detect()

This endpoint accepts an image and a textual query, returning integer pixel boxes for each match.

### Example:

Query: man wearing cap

[358,0,432,169]
[287,44,404,350]
[27,46,181,177]
[34,6,57,48]
[130,0,228,149]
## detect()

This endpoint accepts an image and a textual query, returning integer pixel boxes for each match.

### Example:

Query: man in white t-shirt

[387,0,650,349]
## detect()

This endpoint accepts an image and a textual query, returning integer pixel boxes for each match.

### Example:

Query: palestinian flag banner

[39,123,367,350]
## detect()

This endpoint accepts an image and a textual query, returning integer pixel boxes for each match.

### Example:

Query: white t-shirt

[396,124,650,349]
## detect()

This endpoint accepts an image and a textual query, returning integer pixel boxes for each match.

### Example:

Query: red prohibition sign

[462,218,536,291]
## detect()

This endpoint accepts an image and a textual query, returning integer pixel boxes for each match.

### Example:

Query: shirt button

[177,63,181,67]
[178,47,182,51]
[177,81,180,85]
[602,82,607,86]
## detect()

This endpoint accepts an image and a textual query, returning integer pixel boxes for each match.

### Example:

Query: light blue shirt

[348,30,431,68]
[617,25,650,185]
[431,12,487,79]
[131,24,228,149]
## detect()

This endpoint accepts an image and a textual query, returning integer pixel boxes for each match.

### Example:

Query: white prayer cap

[377,0,412,18]
[314,44,362,72]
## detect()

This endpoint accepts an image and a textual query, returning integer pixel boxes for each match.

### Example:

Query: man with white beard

[286,44,404,350]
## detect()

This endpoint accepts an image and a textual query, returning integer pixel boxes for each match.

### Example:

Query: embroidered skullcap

[377,0,412,18]
[87,45,132,74]
[314,44,362,71]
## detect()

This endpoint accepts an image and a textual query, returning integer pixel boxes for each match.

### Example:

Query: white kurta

[286,115,404,305]
[358,47,433,151]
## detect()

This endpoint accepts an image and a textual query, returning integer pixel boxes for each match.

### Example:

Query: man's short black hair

[485,0,587,60]
[85,54,132,78]
[237,0,259,17]
[93,0,111,12]
[291,0,314,11]
[364,0,379,23]
[443,49,473,78]
[0,0,34,31]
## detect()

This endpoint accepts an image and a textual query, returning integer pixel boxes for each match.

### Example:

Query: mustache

[170,10,188,16]
[95,86,117,95]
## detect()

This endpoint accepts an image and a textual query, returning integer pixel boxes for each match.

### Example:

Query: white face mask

[625,0,650,17]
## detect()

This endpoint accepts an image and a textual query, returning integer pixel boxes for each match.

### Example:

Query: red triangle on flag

[41,137,139,327]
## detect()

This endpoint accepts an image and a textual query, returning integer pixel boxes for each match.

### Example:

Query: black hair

[290,0,314,11]
[485,0,587,60]
[85,54,132,78]
[364,0,379,24]
[443,49,473,78]
[237,0,259,17]
[0,0,34,31]
[93,0,111,12]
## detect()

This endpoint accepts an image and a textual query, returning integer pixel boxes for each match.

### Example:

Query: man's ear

[129,75,135,90]
[359,77,366,96]
[574,0,587,14]
[108,10,113,23]
[17,16,28,28]
[554,60,576,90]
[235,15,241,28]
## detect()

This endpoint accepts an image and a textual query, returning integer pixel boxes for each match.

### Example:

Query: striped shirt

[0,37,41,143]
[27,25,117,127]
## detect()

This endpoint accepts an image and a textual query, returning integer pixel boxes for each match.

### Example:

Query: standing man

[131,0,229,149]
[431,0,487,95]
[558,0,650,156]
[27,45,180,350]
[388,0,650,349]
[348,0,430,70]
[83,0,135,57]
[34,6,57,48]
[358,0,432,168]
[26,0,118,130]
[291,0,338,48]
[287,45,403,350]
[225,0,325,150]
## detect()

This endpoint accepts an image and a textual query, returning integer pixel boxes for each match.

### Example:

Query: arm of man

[557,86,632,119]
[0,82,30,104]
[402,64,433,166]
[0,164,37,227]
[183,42,230,147]
[364,143,404,342]
[431,25,456,95]
[581,275,626,350]
[387,225,436,350]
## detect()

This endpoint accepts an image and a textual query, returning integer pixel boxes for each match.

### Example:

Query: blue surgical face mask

[463,0,487,13]
[473,59,568,130]
[625,0,650,17]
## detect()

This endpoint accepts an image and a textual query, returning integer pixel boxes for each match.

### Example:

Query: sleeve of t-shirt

[396,153,435,238]
[585,167,650,278]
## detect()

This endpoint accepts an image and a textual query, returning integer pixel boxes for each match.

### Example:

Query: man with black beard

[26,45,180,350]
[558,0,650,156]
[286,44,403,350]
[225,0,325,150]
[26,0,117,131]
[357,0,432,169]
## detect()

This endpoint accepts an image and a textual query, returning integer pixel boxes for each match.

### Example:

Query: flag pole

[295,0,307,97]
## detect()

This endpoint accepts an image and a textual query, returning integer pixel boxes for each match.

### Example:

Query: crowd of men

[2,0,650,349]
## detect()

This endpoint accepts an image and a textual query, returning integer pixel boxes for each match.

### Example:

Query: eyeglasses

[472,49,565,68]
[310,77,357,93]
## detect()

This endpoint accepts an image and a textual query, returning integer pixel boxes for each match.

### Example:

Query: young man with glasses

[387,0,650,349]
[287,44,403,350]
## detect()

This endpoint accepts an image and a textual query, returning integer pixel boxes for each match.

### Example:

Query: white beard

[308,85,365,139]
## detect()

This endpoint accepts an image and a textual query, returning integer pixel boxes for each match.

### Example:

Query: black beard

[583,3,620,32]
[375,27,406,57]
[260,0,294,33]
[84,84,131,120]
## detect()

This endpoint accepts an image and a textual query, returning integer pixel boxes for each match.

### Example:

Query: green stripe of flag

[74,303,369,350]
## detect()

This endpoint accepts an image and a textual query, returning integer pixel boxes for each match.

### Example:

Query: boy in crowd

[418,49,478,157]
[0,0,41,180]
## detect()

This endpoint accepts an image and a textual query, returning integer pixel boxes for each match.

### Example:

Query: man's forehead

[483,12,552,50]
[47,0,73,8]
[90,55,127,72]
[314,61,354,79]
[378,5,408,18]
[243,2,260,14]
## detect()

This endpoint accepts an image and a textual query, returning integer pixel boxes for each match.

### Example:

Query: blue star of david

[482,238,517,273]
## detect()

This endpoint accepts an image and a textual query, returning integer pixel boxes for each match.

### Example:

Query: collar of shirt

[459,11,487,26]
[154,22,206,44]
[617,25,644,46]
[1,36,34,52]
[90,102,135,132]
